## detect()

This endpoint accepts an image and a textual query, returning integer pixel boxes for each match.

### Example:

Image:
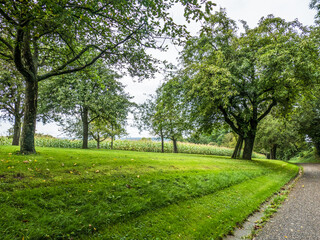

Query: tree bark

[111,135,114,150]
[314,141,320,158]
[172,137,178,153]
[232,135,243,159]
[20,79,38,154]
[97,133,100,149]
[270,144,278,159]
[12,115,21,146]
[81,106,89,149]
[242,135,256,160]
[160,129,164,153]
[237,137,243,159]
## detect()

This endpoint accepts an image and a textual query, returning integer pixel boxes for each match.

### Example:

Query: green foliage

[39,64,132,146]
[255,115,304,160]
[291,86,320,157]
[136,79,192,152]
[0,61,24,122]
[180,9,317,159]
[0,0,215,153]
[0,146,297,239]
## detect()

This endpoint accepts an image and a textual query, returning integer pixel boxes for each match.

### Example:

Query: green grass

[0,146,298,239]
[0,136,266,158]
[289,150,320,163]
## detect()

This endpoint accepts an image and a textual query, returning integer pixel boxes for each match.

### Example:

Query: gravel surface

[255,164,320,240]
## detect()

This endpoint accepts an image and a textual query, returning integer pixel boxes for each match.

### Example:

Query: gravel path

[255,164,320,240]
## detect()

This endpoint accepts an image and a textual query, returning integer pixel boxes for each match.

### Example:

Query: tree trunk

[111,135,114,150]
[242,135,256,160]
[160,129,164,153]
[82,107,89,149]
[232,135,243,159]
[314,141,320,158]
[270,144,278,159]
[172,137,178,153]
[20,80,38,154]
[237,137,243,158]
[97,133,100,149]
[12,116,21,146]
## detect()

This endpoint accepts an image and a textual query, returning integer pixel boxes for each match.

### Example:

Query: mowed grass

[0,136,266,158]
[0,146,298,240]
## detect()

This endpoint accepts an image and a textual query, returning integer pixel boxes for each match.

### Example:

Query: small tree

[255,115,302,160]
[292,90,320,158]
[135,93,166,153]
[136,78,190,153]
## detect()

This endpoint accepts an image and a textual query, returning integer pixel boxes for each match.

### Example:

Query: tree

[89,118,126,149]
[254,115,303,160]
[292,90,320,158]
[0,61,24,145]
[181,10,316,160]
[39,65,132,149]
[135,91,167,153]
[0,0,214,153]
[136,78,190,153]
[158,79,190,153]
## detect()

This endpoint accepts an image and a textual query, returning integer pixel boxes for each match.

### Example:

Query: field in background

[0,146,297,239]
[0,136,266,159]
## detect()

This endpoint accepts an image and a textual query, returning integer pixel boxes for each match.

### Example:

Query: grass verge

[0,146,298,239]
[0,136,266,158]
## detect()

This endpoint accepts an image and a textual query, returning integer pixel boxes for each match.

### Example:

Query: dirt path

[255,164,320,240]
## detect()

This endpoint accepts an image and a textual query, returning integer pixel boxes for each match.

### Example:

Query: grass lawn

[0,146,299,240]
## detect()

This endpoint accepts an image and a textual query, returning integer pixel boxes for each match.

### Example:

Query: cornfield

[0,136,266,158]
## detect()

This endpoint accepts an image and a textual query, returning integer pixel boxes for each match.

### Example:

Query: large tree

[0,0,214,153]
[181,10,316,160]
[39,65,132,149]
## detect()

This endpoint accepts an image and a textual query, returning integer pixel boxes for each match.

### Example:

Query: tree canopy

[39,63,132,149]
[179,10,317,159]
[0,0,214,153]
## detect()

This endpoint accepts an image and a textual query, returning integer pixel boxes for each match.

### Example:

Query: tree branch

[38,23,144,81]
[0,51,13,60]
[14,29,33,80]
[218,105,241,135]
[0,7,18,26]
[257,99,277,122]
[0,36,13,52]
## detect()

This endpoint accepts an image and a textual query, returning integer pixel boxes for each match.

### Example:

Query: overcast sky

[0,0,317,138]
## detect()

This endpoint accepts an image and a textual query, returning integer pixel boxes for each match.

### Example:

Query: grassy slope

[0,146,298,240]
[289,157,320,164]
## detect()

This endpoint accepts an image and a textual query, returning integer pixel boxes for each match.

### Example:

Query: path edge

[224,165,303,240]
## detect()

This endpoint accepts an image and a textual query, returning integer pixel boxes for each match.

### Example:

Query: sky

[0,0,317,138]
